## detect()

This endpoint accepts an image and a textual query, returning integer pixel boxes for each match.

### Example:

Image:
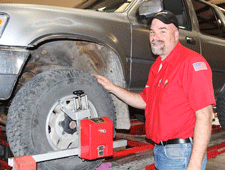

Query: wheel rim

[46,94,98,150]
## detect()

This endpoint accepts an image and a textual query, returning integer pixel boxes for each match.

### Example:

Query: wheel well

[25,40,125,86]
[16,40,130,129]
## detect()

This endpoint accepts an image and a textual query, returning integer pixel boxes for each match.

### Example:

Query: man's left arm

[187,105,213,170]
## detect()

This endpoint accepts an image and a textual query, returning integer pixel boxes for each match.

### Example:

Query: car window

[164,0,191,30]
[75,0,133,12]
[192,0,225,38]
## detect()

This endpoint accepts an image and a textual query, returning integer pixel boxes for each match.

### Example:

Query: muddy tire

[6,69,116,170]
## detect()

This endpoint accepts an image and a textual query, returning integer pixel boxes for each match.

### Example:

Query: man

[94,10,215,170]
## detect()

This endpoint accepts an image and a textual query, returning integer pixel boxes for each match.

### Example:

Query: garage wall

[0,0,83,7]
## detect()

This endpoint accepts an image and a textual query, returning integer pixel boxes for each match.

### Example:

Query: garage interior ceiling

[74,0,225,9]
[0,0,225,9]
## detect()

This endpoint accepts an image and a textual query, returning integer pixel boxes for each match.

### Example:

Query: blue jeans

[154,142,207,170]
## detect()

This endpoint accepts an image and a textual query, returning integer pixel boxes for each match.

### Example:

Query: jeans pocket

[154,144,190,170]
[164,144,187,159]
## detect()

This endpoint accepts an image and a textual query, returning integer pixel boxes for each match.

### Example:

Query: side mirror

[138,0,164,18]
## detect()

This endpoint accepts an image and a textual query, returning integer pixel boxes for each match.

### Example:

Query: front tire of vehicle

[216,95,225,130]
[6,69,116,170]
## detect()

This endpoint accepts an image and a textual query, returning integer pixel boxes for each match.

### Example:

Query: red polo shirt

[140,42,215,144]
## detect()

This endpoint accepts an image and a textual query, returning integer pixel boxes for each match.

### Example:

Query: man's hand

[92,74,116,92]
[93,74,146,109]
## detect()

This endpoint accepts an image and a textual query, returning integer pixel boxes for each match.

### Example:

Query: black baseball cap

[151,10,179,29]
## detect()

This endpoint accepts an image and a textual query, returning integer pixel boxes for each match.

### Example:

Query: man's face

[149,19,179,60]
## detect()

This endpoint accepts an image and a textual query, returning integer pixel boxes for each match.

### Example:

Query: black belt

[157,137,192,146]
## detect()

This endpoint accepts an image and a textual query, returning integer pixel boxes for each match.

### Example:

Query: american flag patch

[193,62,207,71]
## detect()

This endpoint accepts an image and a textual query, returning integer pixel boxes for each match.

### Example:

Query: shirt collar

[160,42,182,63]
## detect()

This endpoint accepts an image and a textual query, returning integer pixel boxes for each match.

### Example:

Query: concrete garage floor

[206,152,225,170]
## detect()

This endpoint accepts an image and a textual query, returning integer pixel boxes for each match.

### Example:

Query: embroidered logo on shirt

[193,62,207,71]
[145,85,149,88]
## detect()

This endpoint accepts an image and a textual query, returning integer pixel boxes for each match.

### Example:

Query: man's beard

[151,40,165,55]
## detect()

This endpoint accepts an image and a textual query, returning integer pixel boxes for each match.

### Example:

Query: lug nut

[69,121,77,129]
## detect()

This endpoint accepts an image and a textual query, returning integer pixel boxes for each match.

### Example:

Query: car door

[191,0,225,96]
[127,0,201,92]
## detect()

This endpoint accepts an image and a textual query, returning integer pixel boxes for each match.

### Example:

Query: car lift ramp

[0,120,224,170]
[103,121,225,170]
